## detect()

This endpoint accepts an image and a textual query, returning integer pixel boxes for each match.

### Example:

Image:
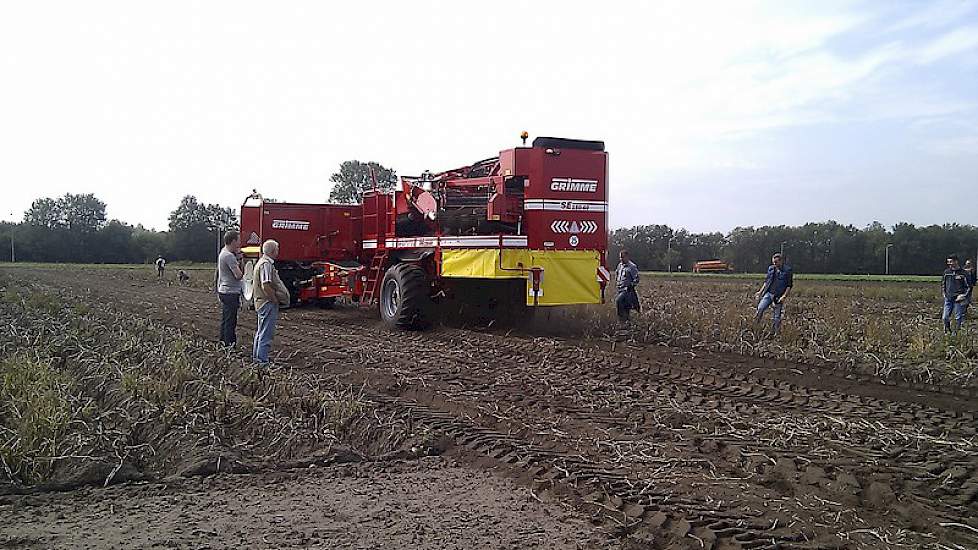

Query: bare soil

[1,458,601,549]
[3,266,978,549]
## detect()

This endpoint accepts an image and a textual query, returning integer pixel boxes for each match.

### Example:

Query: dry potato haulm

[2,139,978,550]
[2,261,977,549]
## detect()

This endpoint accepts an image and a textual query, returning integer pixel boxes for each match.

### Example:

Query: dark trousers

[616,287,639,322]
[219,293,240,346]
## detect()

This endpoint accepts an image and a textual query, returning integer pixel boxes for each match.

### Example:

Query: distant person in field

[965,259,976,315]
[178,270,190,285]
[615,249,641,323]
[941,254,971,335]
[216,230,244,347]
[754,253,793,335]
[155,255,166,279]
[252,239,290,363]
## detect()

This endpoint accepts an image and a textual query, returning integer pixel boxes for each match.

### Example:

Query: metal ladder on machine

[360,251,388,307]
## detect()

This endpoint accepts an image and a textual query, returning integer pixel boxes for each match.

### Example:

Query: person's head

[224,230,240,251]
[262,239,280,260]
[947,254,960,270]
[966,259,974,270]
[772,253,783,268]
[619,250,629,263]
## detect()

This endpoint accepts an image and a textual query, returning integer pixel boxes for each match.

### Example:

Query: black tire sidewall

[379,263,430,329]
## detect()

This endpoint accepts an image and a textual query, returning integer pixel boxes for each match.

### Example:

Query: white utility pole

[7,211,13,262]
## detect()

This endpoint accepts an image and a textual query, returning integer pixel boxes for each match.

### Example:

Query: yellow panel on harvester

[440,248,601,306]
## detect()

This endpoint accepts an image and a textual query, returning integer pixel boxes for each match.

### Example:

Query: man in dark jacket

[615,250,640,323]
[754,253,793,335]
[942,255,972,335]
[964,259,976,316]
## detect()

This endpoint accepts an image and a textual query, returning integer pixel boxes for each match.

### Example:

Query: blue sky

[0,1,976,232]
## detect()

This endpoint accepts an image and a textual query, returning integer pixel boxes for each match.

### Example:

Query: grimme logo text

[550,178,598,193]
[271,219,310,230]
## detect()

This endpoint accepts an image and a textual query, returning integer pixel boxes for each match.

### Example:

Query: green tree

[60,193,107,232]
[23,198,61,228]
[23,193,106,232]
[92,220,136,263]
[0,222,15,262]
[328,161,397,204]
[167,196,238,262]
[131,226,170,263]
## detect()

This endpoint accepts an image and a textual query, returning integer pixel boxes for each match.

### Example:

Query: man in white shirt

[252,240,290,363]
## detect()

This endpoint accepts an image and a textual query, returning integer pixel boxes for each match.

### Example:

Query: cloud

[914,24,978,63]
[0,1,975,232]
[886,0,978,33]
[924,134,978,156]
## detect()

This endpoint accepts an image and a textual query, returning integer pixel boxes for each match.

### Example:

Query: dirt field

[2,460,598,549]
[2,265,978,549]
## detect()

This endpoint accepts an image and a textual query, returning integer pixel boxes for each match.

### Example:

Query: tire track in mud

[17,269,978,549]
[280,324,978,544]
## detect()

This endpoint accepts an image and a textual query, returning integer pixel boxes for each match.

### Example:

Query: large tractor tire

[379,263,431,329]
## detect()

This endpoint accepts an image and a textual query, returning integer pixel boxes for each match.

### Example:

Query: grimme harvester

[240,136,610,328]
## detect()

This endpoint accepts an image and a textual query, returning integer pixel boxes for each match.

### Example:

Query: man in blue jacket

[942,255,972,335]
[754,253,792,335]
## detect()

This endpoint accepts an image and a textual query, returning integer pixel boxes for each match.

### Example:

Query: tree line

[2,178,974,275]
[0,193,236,264]
[0,161,395,265]
[609,221,978,275]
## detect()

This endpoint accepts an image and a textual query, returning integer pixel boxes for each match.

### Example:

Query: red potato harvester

[240,136,610,329]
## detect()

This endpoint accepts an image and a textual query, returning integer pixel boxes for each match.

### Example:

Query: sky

[1,1,976,233]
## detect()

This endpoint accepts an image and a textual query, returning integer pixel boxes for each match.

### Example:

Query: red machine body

[240,199,360,263]
[239,136,609,327]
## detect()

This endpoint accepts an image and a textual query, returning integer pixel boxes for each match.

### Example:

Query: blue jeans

[218,293,240,346]
[616,287,639,322]
[755,292,784,333]
[253,302,279,363]
[943,297,967,333]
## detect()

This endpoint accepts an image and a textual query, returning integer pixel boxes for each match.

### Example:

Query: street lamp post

[7,211,13,263]
[667,236,677,273]
[780,241,787,257]
[825,238,831,272]
[885,243,894,275]
[667,237,672,273]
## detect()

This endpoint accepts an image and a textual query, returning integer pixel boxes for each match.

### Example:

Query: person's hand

[956,293,968,303]
[776,295,788,304]
[754,291,762,301]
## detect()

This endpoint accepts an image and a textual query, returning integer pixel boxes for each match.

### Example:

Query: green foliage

[167,196,237,263]
[3,193,239,264]
[0,355,74,483]
[328,160,397,204]
[611,221,978,276]
[24,193,106,232]
[0,277,374,486]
